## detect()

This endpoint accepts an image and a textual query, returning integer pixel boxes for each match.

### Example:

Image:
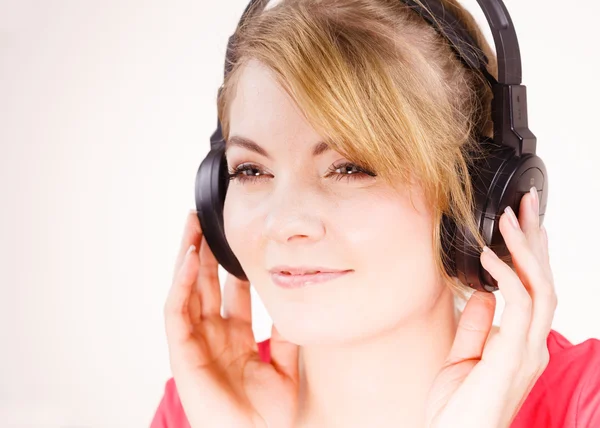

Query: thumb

[269,323,300,384]
[446,290,496,365]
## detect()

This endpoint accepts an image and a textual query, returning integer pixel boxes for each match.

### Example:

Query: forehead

[228,60,322,144]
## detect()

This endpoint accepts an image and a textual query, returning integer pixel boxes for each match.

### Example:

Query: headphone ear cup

[478,151,548,290]
[448,136,549,293]
[195,145,248,281]
[442,208,498,293]
[440,212,458,279]
[446,138,514,292]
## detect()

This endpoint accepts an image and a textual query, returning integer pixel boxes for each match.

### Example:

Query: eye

[227,161,376,184]
[227,163,268,185]
[326,161,377,182]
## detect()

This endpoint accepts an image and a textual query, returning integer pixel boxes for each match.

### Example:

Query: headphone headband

[217,0,533,156]
[225,0,521,84]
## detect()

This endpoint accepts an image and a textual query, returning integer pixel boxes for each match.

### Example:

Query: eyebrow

[224,135,331,160]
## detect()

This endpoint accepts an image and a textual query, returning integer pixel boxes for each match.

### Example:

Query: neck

[294,286,461,428]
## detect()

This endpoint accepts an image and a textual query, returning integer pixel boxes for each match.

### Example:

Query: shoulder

[149,377,191,428]
[511,329,600,428]
[258,337,271,362]
[149,339,272,428]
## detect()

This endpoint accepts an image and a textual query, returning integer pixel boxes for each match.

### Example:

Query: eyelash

[226,161,377,185]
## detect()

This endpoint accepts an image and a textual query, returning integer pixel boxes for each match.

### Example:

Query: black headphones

[195,0,548,293]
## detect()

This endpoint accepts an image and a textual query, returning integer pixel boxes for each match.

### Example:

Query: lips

[280,270,321,275]
[270,270,353,289]
[269,266,348,275]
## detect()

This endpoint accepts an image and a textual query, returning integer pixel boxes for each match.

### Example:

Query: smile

[270,270,353,289]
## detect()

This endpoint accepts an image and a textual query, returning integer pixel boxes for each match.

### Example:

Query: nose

[263,186,326,244]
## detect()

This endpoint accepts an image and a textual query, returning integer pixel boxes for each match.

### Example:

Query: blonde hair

[217,0,500,301]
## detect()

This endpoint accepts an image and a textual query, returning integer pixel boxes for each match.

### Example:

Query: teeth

[281,270,321,275]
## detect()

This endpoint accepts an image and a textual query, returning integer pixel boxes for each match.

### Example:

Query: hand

[163,210,300,428]
[425,188,557,428]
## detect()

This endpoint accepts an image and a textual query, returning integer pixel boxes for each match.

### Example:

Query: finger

[223,273,253,324]
[540,225,550,267]
[164,244,198,344]
[269,323,300,384]
[445,290,496,365]
[516,190,556,340]
[480,244,530,351]
[540,226,555,296]
[172,210,203,285]
[517,188,547,277]
[499,207,556,347]
[197,234,222,318]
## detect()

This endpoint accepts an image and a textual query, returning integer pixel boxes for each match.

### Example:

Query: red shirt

[150,329,600,427]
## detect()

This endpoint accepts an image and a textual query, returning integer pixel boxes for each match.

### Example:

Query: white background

[1,0,598,426]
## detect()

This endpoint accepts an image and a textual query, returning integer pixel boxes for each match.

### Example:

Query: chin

[266,301,395,347]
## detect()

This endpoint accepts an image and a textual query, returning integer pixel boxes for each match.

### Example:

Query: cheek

[343,192,434,270]
[350,192,443,316]
[223,192,261,260]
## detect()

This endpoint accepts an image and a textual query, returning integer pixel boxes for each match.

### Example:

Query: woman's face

[223,59,447,345]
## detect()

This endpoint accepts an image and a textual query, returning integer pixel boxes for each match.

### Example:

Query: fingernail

[504,206,520,229]
[530,186,539,215]
[482,245,491,253]
[186,244,196,256]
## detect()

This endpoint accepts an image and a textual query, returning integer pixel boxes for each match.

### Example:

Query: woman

[151,0,600,426]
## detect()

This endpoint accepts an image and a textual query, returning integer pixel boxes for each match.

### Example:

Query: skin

[222,59,464,426]
[163,59,556,428]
